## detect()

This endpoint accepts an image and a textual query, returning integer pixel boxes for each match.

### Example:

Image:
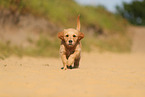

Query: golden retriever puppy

[58,15,84,70]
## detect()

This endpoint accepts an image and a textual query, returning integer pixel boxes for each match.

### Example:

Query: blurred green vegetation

[0,0,128,32]
[0,0,131,58]
[0,35,131,59]
[82,35,131,52]
[0,36,60,59]
[116,0,145,25]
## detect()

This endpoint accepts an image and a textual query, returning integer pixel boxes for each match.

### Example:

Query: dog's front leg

[67,51,80,66]
[61,54,68,70]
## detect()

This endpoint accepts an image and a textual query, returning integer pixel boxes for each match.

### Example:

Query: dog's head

[58,15,84,47]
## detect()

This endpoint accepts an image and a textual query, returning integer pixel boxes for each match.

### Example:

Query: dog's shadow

[61,66,78,70]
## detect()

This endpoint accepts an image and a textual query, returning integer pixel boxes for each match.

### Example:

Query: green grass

[0,0,128,33]
[0,34,131,59]
[82,35,131,53]
[0,36,60,59]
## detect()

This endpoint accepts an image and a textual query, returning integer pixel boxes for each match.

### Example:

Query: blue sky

[75,0,132,12]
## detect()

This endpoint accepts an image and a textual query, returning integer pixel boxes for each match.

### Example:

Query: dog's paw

[63,67,67,70]
[61,66,67,70]
[67,65,73,69]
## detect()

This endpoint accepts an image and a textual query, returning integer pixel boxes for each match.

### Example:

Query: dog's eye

[66,35,69,37]
[73,35,76,37]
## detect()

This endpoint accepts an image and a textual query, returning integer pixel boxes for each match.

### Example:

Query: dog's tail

[77,15,80,31]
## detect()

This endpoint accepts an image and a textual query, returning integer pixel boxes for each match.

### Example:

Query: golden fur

[58,15,84,70]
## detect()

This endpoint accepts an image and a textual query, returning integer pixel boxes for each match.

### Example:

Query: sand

[0,52,145,97]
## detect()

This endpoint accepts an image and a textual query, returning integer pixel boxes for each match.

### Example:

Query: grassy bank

[0,0,128,32]
[0,36,60,59]
[0,35,131,59]
[0,0,131,58]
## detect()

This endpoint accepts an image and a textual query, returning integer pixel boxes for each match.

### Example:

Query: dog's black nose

[69,40,73,43]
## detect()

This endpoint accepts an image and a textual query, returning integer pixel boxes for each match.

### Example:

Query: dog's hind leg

[74,58,80,68]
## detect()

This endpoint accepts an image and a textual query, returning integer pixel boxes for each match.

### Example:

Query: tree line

[116,0,145,25]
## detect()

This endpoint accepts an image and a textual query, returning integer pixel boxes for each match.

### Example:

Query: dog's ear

[58,32,64,40]
[78,32,84,41]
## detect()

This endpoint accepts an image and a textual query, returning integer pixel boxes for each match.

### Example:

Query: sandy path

[0,26,145,97]
[0,52,145,97]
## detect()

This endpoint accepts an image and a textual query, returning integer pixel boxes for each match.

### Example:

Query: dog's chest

[66,49,75,58]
